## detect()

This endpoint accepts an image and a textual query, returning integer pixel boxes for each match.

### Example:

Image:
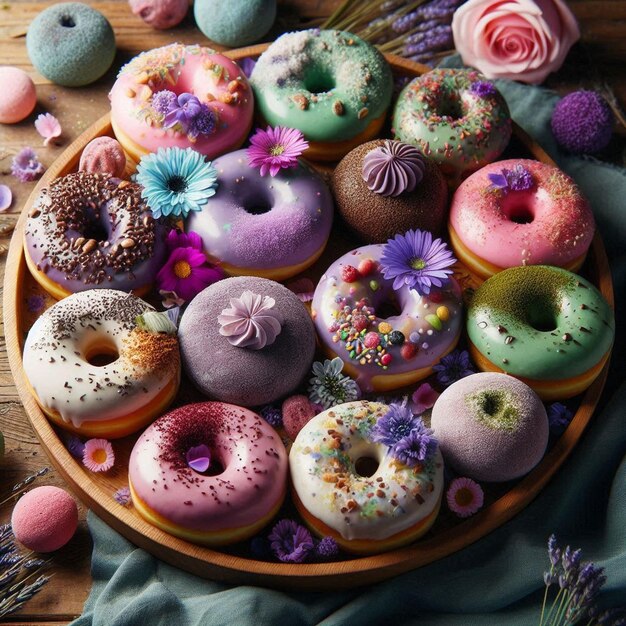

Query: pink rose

[452,0,580,84]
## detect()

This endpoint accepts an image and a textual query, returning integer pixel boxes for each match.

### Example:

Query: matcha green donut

[250,29,393,161]
[467,265,614,400]
[392,69,511,179]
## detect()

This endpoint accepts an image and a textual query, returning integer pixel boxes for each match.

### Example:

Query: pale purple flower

[34,113,62,146]
[432,350,475,386]
[188,104,216,139]
[379,229,456,295]
[488,165,534,194]
[152,90,177,116]
[247,126,309,176]
[470,81,497,98]
[0,184,12,212]
[315,537,339,560]
[163,93,202,132]
[11,147,45,182]
[260,405,283,427]
[268,519,314,563]
[27,294,46,313]
[113,486,131,506]
[392,421,438,466]
[410,382,439,414]
[372,401,423,447]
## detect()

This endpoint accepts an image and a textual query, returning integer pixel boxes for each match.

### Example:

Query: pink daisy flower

[247,126,309,176]
[446,477,484,518]
[156,246,223,303]
[410,382,440,414]
[82,438,115,472]
[34,112,62,146]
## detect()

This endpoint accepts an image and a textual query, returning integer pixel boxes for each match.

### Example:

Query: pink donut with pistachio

[311,242,463,392]
[109,43,253,162]
[129,402,288,545]
[449,159,595,279]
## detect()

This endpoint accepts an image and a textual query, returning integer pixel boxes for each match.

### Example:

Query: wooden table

[1,1,625,623]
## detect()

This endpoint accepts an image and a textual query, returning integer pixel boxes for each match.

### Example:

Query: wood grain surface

[0,0,625,622]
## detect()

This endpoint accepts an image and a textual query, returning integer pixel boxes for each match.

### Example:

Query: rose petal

[0,184,12,212]
[34,113,62,146]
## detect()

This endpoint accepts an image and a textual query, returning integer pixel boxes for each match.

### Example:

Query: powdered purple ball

[129,0,188,29]
[551,90,614,154]
[79,137,126,178]
[282,395,317,440]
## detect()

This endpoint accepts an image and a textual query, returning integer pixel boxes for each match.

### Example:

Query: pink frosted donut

[109,43,253,163]
[449,159,595,279]
[129,402,288,545]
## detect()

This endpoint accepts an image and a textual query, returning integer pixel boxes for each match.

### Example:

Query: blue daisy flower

[136,147,218,219]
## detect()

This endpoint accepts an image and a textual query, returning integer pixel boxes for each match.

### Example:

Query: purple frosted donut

[179,276,316,406]
[311,244,463,392]
[430,372,549,482]
[24,172,169,299]
[184,149,333,281]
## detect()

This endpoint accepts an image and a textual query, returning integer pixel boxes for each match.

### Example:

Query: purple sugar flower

[163,93,202,132]
[315,537,339,560]
[380,229,456,295]
[113,486,131,506]
[392,422,438,467]
[188,104,216,139]
[432,349,475,386]
[11,147,45,182]
[488,164,534,194]
[247,126,309,176]
[471,81,497,98]
[372,401,423,447]
[152,90,177,116]
[268,519,314,563]
[548,402,574,436]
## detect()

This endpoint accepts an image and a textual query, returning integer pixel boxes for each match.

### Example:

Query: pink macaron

[11,486,78,552]
[0,67,37,124]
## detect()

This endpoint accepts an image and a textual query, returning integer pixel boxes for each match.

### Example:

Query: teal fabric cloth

[72,70,626,626]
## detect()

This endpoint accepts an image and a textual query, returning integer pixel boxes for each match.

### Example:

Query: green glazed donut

[250,29,393,161]
[467,265,614,400]
[392,69,511,179]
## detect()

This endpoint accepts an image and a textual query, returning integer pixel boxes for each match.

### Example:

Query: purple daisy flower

[432,349,475,386]
[315,536,339,560]
[548,402,574,436]
[391,421,438,467]
[113,486,131,506]
[163,93,202,132]
[268,519,314,563]
[11,147,45,182]
[379,229,456,295]
[247,126,309,177]
[156,246,223,303]
[372,401,423,447]
[470,81,497,98]
[151,90,178,116]
[188,104,216,139]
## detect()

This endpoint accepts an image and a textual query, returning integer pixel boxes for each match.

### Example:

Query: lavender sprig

[0,468,49,508]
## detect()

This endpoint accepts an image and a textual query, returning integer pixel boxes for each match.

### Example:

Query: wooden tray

[3,46,615,590]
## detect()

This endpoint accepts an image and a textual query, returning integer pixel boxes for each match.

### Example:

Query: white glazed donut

[289,401,444,554]
[22,289,180,438]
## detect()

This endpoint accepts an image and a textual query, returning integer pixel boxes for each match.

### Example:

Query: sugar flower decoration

[163,93,201,130]
[156,229,223,303]
[308,357,361,410]
[380,229,456,295]
[0,184,12,213]
[113,486,131,506]
[268,519,314,563]
[372,401,424,447]
[11,147,45,182]
[446,477,484,518]
[218,290,283,350]
[548,402,574,436]
[470,81,497,98]
[34,113,62,146]
[315,537,339,560]
[488,164,534,194]
[247,126,309,176]
[410,383,439,415]
[82,438,115,472]
[186,444,211,473]
[136,147,218,219]
[432,349,475,387]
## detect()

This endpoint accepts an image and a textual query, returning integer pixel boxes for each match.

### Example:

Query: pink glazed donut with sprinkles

[449,159,595,280]
[311,244,463,392]
[110,43,253,163]
[129,402,288,546]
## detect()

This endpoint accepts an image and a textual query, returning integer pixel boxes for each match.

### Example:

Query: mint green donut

[250,29,393,146]
[468,266,614,383]
[27,2,115,87]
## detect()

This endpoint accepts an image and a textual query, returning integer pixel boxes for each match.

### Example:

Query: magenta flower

[247,126,309,176]
[165,229,203,252]
[446,477,484,518]
[34,112,62,146]
[380,229,456,295]
[157,246,223,303]
[11,147,45,182]
[410,382,440,414]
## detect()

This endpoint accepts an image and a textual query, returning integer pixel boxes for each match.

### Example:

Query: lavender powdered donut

[179,276,316,406]
[430,372,549,482]
[24,171,169,299]
[184,149,333,281]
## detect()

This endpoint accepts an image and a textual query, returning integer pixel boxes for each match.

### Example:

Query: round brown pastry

[332,139,448,243]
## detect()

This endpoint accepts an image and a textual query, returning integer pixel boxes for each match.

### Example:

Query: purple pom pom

[315,536,339,560]
[551,91,614,154]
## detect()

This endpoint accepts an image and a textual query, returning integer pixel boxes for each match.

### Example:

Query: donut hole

[304,66,335,95]
[241,188,274,216]
[59,15,75,27]
[354,456,379,478]
[502,198,535,224]
[437,96,465,121]
[526,305,558,332]
[85,341,119,367]
[377,299,401,320]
